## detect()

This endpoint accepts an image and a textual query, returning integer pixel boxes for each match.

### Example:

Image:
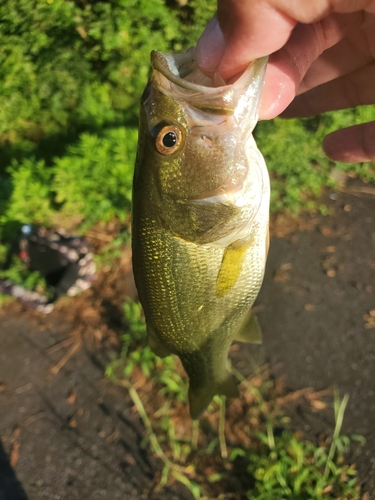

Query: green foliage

[0,0,100,141]
[107,299,362,500]
[0,255,51,296]
[4,158,54,225]
[1,127,137,232]
[256,105,375,212]
[0,0,215,145]
[0,0,216,245]
[95,231,131,266]
[0,244,7,265]
[1,0,375,242]
[256,117,331,213]
[119,299,159,378]
[244,429,357,499]
[52,127,137,225]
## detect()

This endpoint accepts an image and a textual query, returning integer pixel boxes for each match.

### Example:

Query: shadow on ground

[0,318,191,500]
[0,438,28,500]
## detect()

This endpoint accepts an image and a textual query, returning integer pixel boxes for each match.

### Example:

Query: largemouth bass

[132,47,269,419]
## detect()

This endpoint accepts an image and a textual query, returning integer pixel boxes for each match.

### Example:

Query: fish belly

[132,200,267,417]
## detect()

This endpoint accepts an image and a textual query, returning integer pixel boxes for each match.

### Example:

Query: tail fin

[188,372,239,419]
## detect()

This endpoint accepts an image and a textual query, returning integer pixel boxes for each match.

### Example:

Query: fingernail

[196,16,226,76]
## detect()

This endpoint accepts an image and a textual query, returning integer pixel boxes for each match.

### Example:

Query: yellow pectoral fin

[234,311,262,344]
[216,241,249,298]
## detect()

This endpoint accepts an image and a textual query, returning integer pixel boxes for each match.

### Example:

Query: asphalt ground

[0,183,374,499]
[256,186,375,495]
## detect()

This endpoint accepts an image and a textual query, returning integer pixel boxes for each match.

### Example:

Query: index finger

[216,0,298,79]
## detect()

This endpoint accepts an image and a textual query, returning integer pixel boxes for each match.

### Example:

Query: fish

[132,47,269,419]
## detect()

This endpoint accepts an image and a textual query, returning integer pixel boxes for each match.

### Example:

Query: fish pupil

[162,131,177,148]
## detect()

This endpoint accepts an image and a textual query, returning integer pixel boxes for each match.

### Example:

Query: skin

[196,0,375,162]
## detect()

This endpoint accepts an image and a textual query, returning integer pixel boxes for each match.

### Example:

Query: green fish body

[132,48,269,419]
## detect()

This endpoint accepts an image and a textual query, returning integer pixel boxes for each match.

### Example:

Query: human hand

[196,1,375,162]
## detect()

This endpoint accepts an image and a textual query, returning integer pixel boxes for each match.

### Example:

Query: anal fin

[234,311,262,344]
[147,326,171,358]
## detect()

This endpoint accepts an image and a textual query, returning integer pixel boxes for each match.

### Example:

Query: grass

[0,255,47,290]
[106,299,364,500]
[0,294,14,308]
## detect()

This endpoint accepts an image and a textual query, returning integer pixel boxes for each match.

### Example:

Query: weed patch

[107,300,363,500]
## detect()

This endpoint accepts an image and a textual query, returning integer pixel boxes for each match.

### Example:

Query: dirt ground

[0,182,375,499]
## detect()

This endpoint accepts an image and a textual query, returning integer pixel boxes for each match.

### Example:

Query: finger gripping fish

[132,47,270,419]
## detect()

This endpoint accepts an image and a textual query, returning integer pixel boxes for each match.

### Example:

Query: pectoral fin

[234,311,262,344]
[147,326,171,358]
[216,241,250,298]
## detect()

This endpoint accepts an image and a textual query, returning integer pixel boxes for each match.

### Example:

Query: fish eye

[155,125,183,155]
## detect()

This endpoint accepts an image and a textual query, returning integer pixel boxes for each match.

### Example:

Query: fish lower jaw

[202,212,268,249]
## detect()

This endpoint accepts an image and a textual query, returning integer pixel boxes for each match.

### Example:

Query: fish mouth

[151,48,267,116]
[152,47,224,90]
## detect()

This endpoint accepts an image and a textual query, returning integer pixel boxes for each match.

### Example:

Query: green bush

[256,105,375,212]
[4,158,55,225]
[0,0,214,147]
[52,127,137,225]
[1,127,137,230]
[0,0,216,240]
[0,0,374,239]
